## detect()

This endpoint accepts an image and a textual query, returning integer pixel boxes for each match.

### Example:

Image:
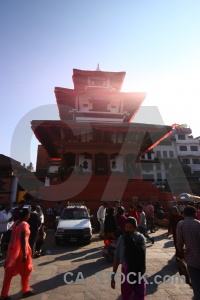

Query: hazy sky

[1,0,200,167]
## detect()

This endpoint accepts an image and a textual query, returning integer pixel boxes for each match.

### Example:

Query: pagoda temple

[32,66,174,211]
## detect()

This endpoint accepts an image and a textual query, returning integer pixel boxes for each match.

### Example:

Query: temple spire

[96,63,101,71]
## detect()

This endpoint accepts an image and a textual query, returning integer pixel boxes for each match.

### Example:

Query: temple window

[81,133,87,142]
[88,98,110,112]
[87,132,93,142]
[147,153,151,160]
[79,153,92,173]
[194,171,200,175]
[91,77,106,86]
[83,160,88,169]
[156,151,161,158]
[190,146,198,151]
[104,131,111,142]
[95,153,108,175]
[182,158,190,164]
[163,151,168,158]
[179,146,187,151]
[111,132,117,143]
[192,158,200,164]
[63,152,75,174]
[178,134,185,140]
[111,161,117,169]
[110,153,123,173]
[93,130,102,142]
[117,132,124,143]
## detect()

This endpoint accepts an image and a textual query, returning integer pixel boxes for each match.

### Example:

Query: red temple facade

[32,67,174,211]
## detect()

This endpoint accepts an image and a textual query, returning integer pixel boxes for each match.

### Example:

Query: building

[141,137,177,183]
[0,154,43,205]
[173,127,200,176]
[31,66,174,211]
[0,154,20,205]
[140,126,200,196]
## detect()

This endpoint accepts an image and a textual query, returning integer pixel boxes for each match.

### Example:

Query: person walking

[97,202,108,239]
[166,206,183,258]
[154,201,162,219]
[1,208,35,299]
[119,201,126,213]
[114,200,120,215]
[36,206,44,224]
[178,201,186,216]
[28,205,41,258]
[128,205,139,224]
[176,206,200,300]
[116,207,127,234]
[111,217,146,300]
[0,203,13,258]
[104,207,118,239]
[144,201,155,233]
[137,205,154,244]
[54,201,63,216]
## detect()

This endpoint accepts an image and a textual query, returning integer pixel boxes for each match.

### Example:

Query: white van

[55,203,92,245]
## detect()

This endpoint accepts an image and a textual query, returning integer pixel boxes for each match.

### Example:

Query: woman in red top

[116,207,127,234]
[128,205,139,224]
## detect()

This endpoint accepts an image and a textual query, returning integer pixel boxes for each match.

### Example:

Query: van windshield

[61,208,89,220]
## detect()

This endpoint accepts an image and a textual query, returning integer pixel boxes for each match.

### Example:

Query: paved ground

[0,228,193,300]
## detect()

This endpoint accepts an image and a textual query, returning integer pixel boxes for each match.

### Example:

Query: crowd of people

[97,200,157,244]
[97,199,200,300]
[0,199,200,299]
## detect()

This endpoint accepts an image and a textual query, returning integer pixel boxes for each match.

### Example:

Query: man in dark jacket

[176,206,200,299]
[28,205,41,257]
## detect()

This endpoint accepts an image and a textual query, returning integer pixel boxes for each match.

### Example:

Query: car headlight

[57,228,64,233]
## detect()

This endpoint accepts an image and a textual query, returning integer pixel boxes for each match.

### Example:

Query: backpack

[124,233,146,283]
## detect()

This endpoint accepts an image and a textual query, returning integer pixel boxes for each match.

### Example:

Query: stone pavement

[0,228,193,300]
